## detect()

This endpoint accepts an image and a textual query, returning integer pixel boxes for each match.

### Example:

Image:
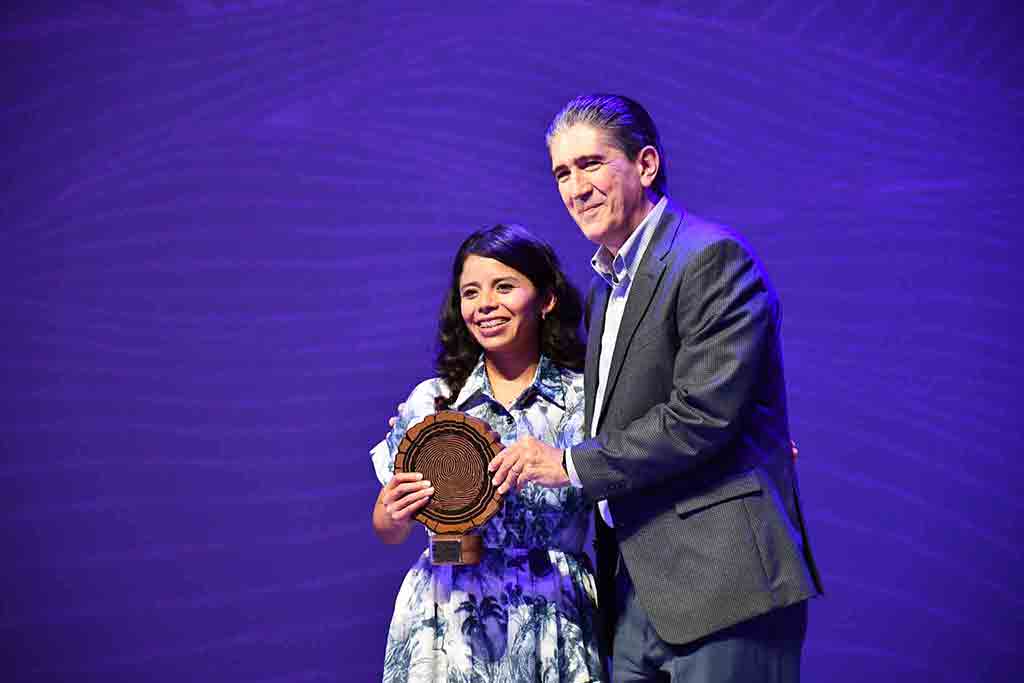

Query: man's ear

[636,145,660,189]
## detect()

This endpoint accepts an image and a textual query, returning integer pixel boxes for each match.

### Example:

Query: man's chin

[579,223,609,244]
[573,220,602,244]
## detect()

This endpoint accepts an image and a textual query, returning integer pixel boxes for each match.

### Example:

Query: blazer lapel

[596,203,684,430]
[584,283,609,437]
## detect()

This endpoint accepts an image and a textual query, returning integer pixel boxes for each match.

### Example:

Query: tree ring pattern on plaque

[394,410,504,534]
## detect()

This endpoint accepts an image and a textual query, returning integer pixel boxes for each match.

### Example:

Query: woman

[370,224,604,682]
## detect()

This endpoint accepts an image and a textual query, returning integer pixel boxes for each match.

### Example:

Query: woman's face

[459,255,553,363]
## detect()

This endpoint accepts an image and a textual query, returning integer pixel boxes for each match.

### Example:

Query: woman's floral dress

[370,355,604,683]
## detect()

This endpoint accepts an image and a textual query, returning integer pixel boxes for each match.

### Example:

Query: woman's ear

[541,292,557,320]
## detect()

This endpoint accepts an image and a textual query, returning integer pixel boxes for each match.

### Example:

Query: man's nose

[568,171,591,199]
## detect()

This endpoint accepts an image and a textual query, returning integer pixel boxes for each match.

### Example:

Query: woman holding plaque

[370,224,603,682]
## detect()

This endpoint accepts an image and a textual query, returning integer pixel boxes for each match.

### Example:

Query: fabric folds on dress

[370,356,603,683]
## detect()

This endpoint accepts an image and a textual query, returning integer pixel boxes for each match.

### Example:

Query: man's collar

[591,195,669,288]
[452,354,566,410]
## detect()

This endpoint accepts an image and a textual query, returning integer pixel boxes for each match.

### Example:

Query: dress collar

[452,354,566,410]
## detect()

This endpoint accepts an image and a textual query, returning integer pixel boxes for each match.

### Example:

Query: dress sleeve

[369,377,447,486]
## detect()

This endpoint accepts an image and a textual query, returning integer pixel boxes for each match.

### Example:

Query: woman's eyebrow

[460,275,519,289]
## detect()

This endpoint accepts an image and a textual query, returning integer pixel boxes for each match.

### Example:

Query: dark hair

[434,224,586,410]
[545,93,668,196]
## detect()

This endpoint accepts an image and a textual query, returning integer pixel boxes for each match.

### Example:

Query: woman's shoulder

[370,375,450,486]
[406,376,450,403]
[394,376,456,425]
[556,364,584,384]
[549,362,583,389]
[548,362,584,411]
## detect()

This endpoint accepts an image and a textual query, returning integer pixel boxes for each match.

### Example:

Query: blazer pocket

[674,471,762,518]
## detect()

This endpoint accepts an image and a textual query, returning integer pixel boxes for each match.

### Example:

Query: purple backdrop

[4,2,1022,681]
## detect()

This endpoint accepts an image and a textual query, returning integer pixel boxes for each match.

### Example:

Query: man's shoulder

[672,209,752,256]
[659,206,775,292]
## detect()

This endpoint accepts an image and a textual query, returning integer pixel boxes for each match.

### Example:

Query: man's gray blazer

[571,200,824,650]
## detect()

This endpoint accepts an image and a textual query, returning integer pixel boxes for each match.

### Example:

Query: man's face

[549,123,652,252]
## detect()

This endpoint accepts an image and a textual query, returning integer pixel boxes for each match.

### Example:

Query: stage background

[4,1,1021,681]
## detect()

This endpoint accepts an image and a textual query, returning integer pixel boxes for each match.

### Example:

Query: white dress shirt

[565,196,668,527]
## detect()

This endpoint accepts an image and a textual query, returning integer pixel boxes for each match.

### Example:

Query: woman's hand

[372,472,434,544]
[381,472,434,522]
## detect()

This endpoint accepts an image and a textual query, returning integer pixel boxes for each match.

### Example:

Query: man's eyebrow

[552,155,604,175]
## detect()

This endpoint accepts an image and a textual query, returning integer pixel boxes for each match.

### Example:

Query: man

[492,94,823,682]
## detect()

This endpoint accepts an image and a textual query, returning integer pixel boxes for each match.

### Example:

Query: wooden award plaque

[394,410,504,565]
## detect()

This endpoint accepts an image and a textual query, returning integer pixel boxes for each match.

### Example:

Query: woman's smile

[459,255,550,360]
[475,317,511,335]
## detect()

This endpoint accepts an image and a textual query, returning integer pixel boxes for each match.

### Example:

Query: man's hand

[489,435,568,494]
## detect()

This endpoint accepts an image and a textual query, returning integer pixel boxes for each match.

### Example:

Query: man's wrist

[563,447,583,488]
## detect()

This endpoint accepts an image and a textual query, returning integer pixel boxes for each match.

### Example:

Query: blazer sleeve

[571,237,777,500]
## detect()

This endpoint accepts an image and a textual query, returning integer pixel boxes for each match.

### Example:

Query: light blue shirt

[566,196,668,527]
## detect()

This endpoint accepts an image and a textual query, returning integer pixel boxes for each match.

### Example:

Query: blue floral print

[370,356,603,682]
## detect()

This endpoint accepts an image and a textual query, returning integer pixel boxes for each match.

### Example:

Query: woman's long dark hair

[435,224,586,410]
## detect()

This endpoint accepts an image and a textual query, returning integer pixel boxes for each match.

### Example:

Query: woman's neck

[484,351,539,408]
